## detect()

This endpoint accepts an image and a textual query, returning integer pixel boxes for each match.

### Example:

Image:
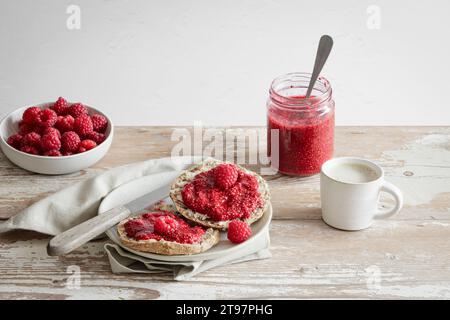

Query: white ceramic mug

[320,157,403,231]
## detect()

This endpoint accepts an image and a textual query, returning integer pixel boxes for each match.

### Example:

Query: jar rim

[269,72,332,109]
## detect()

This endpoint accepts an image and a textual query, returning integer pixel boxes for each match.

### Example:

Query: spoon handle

[305,35,333,98]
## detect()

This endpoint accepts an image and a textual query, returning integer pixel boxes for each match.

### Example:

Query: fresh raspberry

[36,109,57,127]
[62,151,73,156]
[74,114,93,136]
[40,133,61,151]
[61,131,81,153]
[78,139,97,153]
[69,103,88,118]
[7,134,23,149]
[91,114,108,133]
[51,97,69,115]
[154,216,179,237]
[18,121,37,135]
[43,150,62,157]
[20,145,39,155]
[22,106,41,125]
[213,163,239,189]
[42,127,61,139]
[22,132,41,148]
[227,220,252,244]
[85,131,106,144]
[55,115,75,133]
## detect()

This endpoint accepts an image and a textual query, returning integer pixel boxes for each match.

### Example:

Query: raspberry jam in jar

[267,72,335,176]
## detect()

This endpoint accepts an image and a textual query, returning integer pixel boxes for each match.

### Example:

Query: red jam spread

[124,211,205,244]
[181,164,263,221]
[268,95,334,175]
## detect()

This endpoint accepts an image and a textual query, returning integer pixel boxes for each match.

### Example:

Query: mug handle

[374,181,404,219]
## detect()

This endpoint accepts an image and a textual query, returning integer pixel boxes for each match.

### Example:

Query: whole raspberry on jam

[86,131,106,144]
[20,145,39,155]
[22,106,41,125]
[213,163,239,189]
[227,220,252,244]
[69,103,88,118]
[51,97,69,115]
[61,131,81,153]
[78,139,97,153]
[40,133,61,152]
[36,109,57,127]
[7,134,23,149]
[154,216,179,237]
[43,150,62,157]
[74,114,93,136]
[55,115,75,133]
[22,132,41,148]
[42,127,61,139]
[91,114,108,133]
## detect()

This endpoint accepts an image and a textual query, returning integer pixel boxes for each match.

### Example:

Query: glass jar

[267,72,335,176]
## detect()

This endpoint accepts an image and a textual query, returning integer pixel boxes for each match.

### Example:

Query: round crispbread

[117,210,220,255]
[169,158,270,230]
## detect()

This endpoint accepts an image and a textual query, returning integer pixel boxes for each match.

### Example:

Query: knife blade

[47,183,171,256]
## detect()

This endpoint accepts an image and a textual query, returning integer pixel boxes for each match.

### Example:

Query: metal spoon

[305,35,333,98]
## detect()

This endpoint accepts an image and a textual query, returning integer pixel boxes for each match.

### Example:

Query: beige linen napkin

[105,229,271,281]
[0,156,271,280]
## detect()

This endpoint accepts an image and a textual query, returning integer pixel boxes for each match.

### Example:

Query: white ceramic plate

[98,173,272,262]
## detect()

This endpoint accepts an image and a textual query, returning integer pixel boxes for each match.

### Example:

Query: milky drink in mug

[320,157,403,231]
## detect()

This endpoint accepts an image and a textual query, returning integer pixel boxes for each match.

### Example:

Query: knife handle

[47,206,131,256]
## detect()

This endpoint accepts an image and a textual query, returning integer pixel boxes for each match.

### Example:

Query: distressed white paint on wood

[0,126,449,299]
[382,133,450,206]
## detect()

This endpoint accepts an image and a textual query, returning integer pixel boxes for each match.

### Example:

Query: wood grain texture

[0,126,449,299]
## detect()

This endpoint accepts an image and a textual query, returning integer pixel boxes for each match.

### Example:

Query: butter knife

[47,183,170,256]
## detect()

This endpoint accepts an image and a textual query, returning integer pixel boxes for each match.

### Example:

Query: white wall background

[1,0,449,126]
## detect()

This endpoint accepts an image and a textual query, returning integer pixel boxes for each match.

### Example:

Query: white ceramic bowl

[0,102,114,175]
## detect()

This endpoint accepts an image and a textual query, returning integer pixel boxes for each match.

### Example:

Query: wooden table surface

[1,126,449,299]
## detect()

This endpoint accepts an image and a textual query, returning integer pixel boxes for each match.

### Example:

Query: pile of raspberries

[6,97,108,156]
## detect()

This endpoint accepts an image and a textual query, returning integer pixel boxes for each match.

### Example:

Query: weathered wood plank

[0,220,449,299]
